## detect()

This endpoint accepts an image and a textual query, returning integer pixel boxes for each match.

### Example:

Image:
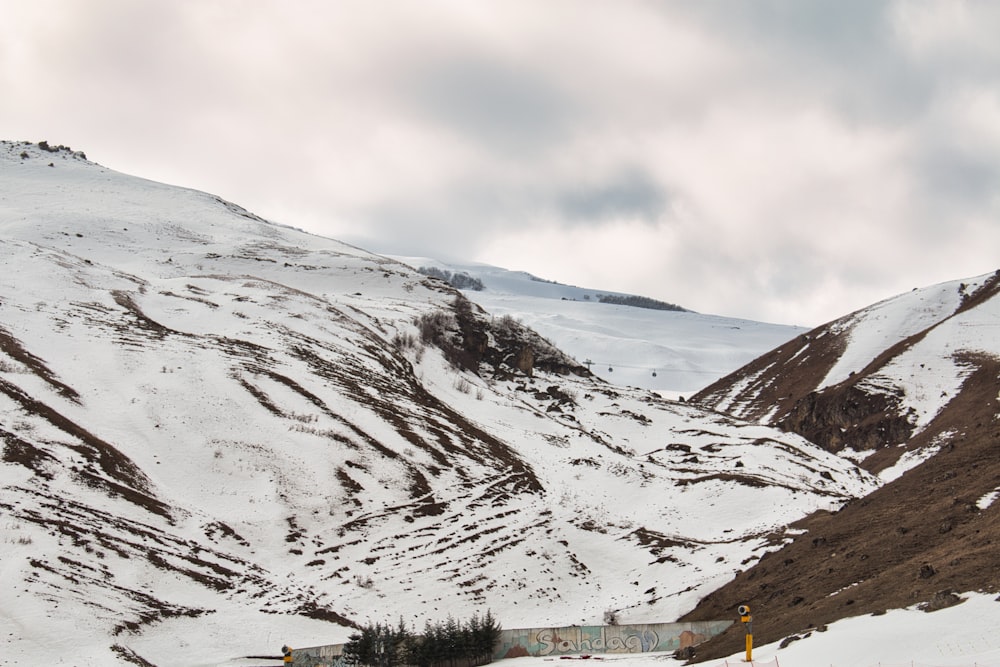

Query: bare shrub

[493,313,519,334]
[392,331,417,351]
[416,311,454,345]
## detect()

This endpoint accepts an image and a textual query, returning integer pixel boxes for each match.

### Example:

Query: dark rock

[920,589,964,612]
[672,646,696,661]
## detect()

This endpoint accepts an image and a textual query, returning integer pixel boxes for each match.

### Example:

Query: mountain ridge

[684,267,1000,661]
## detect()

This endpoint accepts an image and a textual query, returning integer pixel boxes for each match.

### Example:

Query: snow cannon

[737,605,752,661]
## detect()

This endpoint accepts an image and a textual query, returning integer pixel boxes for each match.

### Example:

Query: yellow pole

[737,605,753,663]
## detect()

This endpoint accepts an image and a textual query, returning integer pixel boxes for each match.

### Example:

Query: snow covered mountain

[0,141,876,666]
[388,258,806,397]
[684,271,1000,660]
[693,271,1000,477]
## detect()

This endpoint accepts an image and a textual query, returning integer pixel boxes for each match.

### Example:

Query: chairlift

[651,370,657,377]
[608,366,614,373]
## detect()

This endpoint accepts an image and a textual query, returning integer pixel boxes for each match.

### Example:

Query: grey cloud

[914,149,1000,222]
[348,165,672,259]
[670,0,892,75]
[338,213,454,259]
[674,1,935,124]
[399,55,575,154]
[555,169,669,224]
[343,193,507,260]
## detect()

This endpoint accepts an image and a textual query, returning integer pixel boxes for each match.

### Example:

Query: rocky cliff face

[779,383,914,458]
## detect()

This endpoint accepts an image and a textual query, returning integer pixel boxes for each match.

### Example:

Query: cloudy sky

[3,1,999,326]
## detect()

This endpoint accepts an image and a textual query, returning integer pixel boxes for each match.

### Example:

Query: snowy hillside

[683,268,1000,662]
[693,270,1000,476]
[0,141,877,666]
[391,258,806,397]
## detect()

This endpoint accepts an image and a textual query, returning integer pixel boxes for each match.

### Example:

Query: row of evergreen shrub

[597,294,685,311]
[342,611,501,667]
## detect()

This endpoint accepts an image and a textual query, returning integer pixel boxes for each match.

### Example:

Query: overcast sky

[3,1,999,326]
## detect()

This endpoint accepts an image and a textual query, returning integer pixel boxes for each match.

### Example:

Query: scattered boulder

[920,589,965,612]
[779,634,807,649]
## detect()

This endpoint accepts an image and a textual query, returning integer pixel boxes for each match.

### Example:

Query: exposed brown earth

[683,409,1000,659]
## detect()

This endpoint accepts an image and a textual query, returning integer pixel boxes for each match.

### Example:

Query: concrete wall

[286,642,344,667]
[494,621,733,660]
[291,620,732,667]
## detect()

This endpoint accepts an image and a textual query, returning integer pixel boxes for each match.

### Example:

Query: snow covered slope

[0,141,877,666]
[391,258,806,397]
[693,270,1000,476]
[683,269,1000,661]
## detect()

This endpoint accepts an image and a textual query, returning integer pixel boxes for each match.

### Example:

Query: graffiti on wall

[494,621,733,660]
[536,627,658,655]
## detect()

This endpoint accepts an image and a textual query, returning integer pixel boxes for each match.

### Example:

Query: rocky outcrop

[778,383,914,455]
[440,294,589,379]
